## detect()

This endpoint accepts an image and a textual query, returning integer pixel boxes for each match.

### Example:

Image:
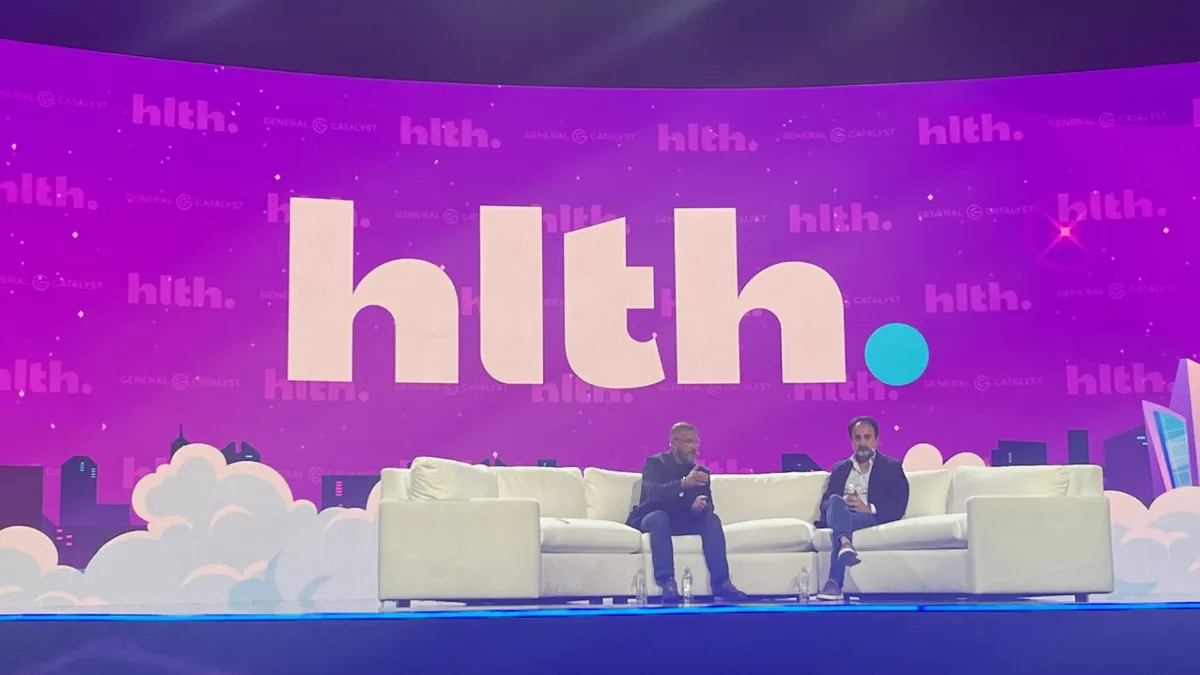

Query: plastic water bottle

[681,568,694,606]
[632,569,648,607]
[797,568,810,604]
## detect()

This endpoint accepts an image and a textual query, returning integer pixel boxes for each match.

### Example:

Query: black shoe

[712,580,750,604]
[659,579,681,606]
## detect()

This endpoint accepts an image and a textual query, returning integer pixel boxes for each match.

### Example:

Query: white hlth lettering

[480,206,544,384]
[287,197,459,383]
[674,208,845,384]
[563,217,663,389]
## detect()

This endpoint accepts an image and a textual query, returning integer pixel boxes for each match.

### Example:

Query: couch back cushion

[379,468,411,501]
[1064,465,1104,496]
[583,468,642,522]
[903,469,952,519]
[494,466,587,518]
[408,457,498,500]
[947,465,1070,514]
[711,472,828,524]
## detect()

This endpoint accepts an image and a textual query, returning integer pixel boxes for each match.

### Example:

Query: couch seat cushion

[540,518,642,554]
[813,514,968,551]
[641,518,815,554]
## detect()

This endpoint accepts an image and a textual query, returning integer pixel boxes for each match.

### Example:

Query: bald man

[626,422,748,604]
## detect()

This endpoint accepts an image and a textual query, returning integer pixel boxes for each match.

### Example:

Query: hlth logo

[794,372,897,402]
[541,204,616,233]
[658,123,758,152]
[123,456,166,490]
[918,114,1023,145]
[0,174,98,210]
[532,374,633,403]
[0,359,92,394]
[400,116,500,148]
[132,94,238,133]
[924,282,1032,313]
[128,274,235,309]
[788,204,891,233]
[1056,190,1166,221]
[1066,364,1168,395]
[263,369,369,402]
[266,193,370,228]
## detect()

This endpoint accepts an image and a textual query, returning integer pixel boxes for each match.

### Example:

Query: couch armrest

[378,498,541,601]
[967,495,1114,595]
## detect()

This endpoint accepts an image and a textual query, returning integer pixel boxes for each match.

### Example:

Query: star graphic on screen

[1041,212,1087,254]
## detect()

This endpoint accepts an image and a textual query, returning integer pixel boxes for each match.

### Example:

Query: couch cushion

[380,468,411,501]
[641,518,815,554]
[904,470,951,519]
[495,466,587,518]
[710,472,828,524]
[947,466,1069,514]
[813,514,968,551]
[408,457,498,500]
[541,517,643,553]
[583,468,642,522]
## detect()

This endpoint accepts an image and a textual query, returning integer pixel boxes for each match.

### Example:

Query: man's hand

[682,467,710,488]
[846,494,872,514]
[691,495,709,512]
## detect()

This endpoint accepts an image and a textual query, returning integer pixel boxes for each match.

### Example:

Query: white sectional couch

[377,458,1113,604]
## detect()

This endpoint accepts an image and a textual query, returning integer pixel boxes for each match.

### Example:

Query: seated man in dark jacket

[626,422,749,604]
[814,415,910,601]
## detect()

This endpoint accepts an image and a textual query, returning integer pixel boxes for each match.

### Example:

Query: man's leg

[680,511,748,601]
[638,510,676,590]
[824,495,852,589]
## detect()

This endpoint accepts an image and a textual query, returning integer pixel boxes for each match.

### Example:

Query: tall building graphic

[170,424,190,458]
[992,440,1048,466]
[1067,430,1090,465]
[1104,426,1154,506]
[321,475,379,510]
[1142,401,1191,492]
[0,466,44,529]
[220,441,262,464]
[59,456,98,526]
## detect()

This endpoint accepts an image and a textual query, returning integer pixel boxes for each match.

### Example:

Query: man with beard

[814,416,910,601]
[627,422,749,604]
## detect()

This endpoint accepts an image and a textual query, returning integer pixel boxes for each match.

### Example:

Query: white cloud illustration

[0,444,381,613]
[1107,486,1200,594]
[900,442,987,471]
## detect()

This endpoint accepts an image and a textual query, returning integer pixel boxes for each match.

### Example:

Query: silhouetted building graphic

[221,441,262,464]
[1142,401,1192,492]
[991,441,1049,467]
[781,453,823,472]
[321,475,379,510]
[170,424,190,458]
[1067,430,1090,465]
[1104,426,1154,506]
[0,466,44,530]
[59,456,98,525]
[537,459,558,467]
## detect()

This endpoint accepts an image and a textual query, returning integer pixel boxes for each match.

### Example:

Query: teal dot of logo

[864,323,929,387]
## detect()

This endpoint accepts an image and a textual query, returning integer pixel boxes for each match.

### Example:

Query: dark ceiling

[1,1,1197,88]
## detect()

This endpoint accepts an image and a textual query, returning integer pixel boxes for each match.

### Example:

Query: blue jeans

[638,509,730,586]
[825,495,878,585]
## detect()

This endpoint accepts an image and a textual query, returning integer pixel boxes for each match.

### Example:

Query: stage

[0,599,1193,674]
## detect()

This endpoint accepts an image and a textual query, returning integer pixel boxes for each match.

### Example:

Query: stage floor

[1,598,1196,674]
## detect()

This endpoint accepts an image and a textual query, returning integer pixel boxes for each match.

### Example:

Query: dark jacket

[816,453,909,526]
[626,451,713,528]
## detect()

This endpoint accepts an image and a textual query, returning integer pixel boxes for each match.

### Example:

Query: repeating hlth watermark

[532,374,633,403]
[658,123,758,152]
[788,203,891,233]
[924,282,1031,313]
[128,274,235,309]
[794,372,898,402]
[119,374,240,390]
[1,360,92,395]
[0,174,98,209]
[1056,190,1165,221]
[132,94,238,133]
[1066,363,1170,395]
[264,369,369,402]
[539,204,616,233]
[400,116,500,148]
[918,114,1023,145]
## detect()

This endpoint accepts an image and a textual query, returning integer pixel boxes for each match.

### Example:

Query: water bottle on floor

[632,569,648,607]
[681,568,694,606]
[797,568,810,604]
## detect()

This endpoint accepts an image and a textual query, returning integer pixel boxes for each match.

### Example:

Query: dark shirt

[817,452,910,526]
[626,451,713,527]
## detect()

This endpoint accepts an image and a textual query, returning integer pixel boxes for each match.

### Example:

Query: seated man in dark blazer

[627,422,749,604]
[814,415,910,601]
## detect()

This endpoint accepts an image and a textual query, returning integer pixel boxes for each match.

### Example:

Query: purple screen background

[0,40,1198,599]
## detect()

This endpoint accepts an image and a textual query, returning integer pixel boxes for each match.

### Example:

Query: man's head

[847,416,879,463]
[669,422,700,464]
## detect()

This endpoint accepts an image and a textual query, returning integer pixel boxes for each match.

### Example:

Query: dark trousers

[825,494,878,585]
[638,509,730,587]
